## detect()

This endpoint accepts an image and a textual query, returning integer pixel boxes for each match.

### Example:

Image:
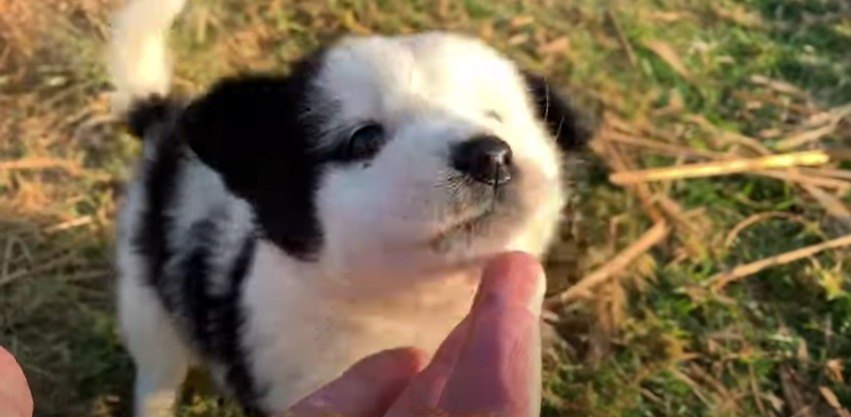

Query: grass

[1,0,850,416]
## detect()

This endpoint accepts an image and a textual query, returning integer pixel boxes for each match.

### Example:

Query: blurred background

[1,0,850,416]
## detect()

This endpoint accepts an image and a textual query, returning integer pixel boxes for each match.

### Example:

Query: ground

[1,0,850,416]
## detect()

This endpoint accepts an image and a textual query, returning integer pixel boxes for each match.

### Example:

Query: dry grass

[2,0,851,416]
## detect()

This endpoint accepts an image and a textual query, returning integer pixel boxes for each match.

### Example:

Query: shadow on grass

[0,214,132,417]
[753,0,851,105]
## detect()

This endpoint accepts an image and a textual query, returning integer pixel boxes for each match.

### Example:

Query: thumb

[438,251,545,417]
[386,252,546,417]
[286,347,427,417]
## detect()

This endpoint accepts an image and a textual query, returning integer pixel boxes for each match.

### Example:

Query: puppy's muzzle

[450,135,513,186]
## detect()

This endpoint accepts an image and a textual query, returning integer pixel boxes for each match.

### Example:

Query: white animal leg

[119,275,190,417]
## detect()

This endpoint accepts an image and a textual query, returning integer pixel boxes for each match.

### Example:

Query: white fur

[243,243,481,410]
[111,1,566,416]
[109,0,186,116]
[312,33,564,282]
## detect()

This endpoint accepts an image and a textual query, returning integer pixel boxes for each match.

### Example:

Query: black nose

[451,135,513,186]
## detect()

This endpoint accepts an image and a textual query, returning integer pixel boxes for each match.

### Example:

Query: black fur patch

[129,97,185,314]
[179,219,217,348]
[151,212,265,413]
[522,72,595,151]
[216,236,263,416]
[126,95,182,139]
[133,119,185,295]
[174,219,264,413]
[176,52,328,260]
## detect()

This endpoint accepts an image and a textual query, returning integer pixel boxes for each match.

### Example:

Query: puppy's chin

[427,184,525,255]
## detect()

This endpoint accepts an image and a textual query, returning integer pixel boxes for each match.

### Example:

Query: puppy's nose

[451,135,513,186]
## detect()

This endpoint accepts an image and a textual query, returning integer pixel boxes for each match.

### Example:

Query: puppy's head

[179,32,592,278]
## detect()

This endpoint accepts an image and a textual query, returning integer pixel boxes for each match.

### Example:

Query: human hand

[0,346,34,417]
[288,251,545,417]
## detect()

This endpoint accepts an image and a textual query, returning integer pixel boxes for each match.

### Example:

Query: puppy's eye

[346,123,386,160]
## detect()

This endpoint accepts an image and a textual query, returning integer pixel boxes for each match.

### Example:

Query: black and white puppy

[110,0,591,416]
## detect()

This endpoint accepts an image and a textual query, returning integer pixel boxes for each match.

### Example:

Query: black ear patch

[175,55,327,260]
[522,72,596,152]
[178,75,313,193]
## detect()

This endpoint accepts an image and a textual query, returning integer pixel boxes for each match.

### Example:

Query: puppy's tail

[109,0,187,138]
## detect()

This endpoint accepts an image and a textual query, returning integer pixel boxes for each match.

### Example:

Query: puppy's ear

[175,71,325,258]
[177,75,309,195]
[522,72,596,152]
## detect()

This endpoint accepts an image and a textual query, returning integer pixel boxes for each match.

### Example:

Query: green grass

[1,0,850,416]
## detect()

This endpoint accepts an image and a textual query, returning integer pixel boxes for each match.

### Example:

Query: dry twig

[606,131,851,190]
[605,130,724,160]
[642,40,692,80]
[711,233,851,291]
[610,151,832,185]
[750,75,807,97]
[799,167,851,181]
[758,170,851,192]
[0,157,83,175]
[605,10,637,66]
[802,185,851,230]
[545,221,669,308]
[596,128,666,222]
[44,216,93,234]
[776,103,851,150]
[724,212,812,248]
[776,123,841,151]
[0,250,78,288]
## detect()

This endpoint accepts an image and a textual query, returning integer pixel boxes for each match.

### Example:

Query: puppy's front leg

[119,277,190,417]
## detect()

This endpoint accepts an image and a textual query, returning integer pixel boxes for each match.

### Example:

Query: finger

[384,315,473,417]
[470,251,545,313]
[0,347,34,417]
[386,252,545,417]
[438,251,545,417]
[287,347,427,417]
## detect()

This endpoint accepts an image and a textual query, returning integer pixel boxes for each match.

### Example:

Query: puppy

[110,0,592,415]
